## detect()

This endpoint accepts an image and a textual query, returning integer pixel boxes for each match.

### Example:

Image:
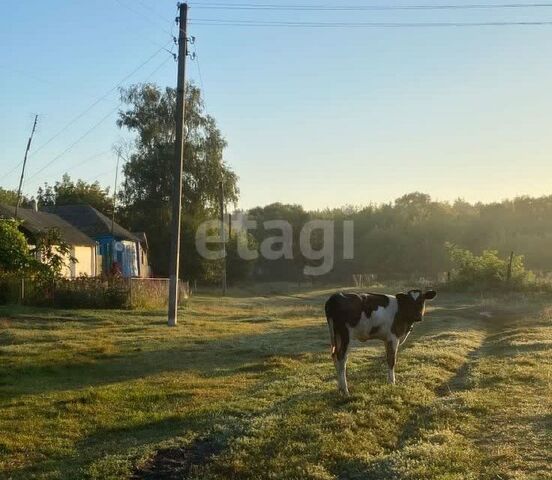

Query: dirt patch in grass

[132,437,224,480]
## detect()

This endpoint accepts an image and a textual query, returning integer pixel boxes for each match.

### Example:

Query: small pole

[506,251,514,283]
[15,115,38,218]
[219,180,227,296]
[129,277,133,308]
[168,2,188,327]
[20,278,25,304]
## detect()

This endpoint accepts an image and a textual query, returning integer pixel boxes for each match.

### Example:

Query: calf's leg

[334,328,350,395]
[385,338,398,384]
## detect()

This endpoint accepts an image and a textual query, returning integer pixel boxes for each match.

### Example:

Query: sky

[1,0,552,211]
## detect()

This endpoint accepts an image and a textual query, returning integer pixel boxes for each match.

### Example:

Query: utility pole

[111,151,120,235]
[219,180,227,296]
[168,3,188,327]
[15,115,38,218]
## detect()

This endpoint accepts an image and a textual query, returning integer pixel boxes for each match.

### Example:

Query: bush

[0,276,131,309]
[0,274,23,304]
[0,275,190,309]
[51,277,130,309]
[0,219,33,272]
[446,243,535,289]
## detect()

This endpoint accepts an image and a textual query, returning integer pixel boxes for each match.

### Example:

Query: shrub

[446,243,535,289]
[0,219,33,272]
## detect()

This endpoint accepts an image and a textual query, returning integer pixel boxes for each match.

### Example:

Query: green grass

[0,287,551,479]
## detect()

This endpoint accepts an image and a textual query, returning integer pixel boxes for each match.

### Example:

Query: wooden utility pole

[219,180,227,295]
[168,2,188,327]
[15,115,38,218]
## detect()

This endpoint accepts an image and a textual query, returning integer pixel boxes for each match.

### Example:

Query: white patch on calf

[410,291,420,300]
[350,296,397,342]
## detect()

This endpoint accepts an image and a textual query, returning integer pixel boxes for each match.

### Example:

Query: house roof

[0,204,97,246]
[43,204,141,242]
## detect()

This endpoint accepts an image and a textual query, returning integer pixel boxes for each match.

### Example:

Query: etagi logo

[196,217,354,276]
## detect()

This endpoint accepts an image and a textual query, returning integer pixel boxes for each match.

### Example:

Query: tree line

[2,82,551,284]
[243,193,552,283]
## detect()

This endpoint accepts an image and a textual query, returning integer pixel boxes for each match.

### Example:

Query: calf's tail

[326,305,337,361]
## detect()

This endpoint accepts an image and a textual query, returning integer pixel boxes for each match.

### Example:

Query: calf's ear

[424,290,437,300]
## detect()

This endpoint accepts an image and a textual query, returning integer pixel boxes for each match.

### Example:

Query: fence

[128,278,190,309]
[352,272,449,289]
[0,276,190,310]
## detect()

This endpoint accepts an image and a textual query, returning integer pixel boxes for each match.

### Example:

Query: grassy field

[0,286,551,480]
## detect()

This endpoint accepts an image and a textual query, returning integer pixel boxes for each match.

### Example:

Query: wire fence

[0,276,190,310]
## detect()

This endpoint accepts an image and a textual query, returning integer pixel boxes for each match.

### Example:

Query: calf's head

[396,289,437,323]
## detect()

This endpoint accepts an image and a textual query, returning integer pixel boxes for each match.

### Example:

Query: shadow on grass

[393,307,549,455]
[8,416,200,480]
[7,369,339,480]
[0,323,328,400]
[4,296,546,479]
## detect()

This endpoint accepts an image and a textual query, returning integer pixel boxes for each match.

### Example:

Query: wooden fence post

[506,251,514,283]
[20,278,25,304]
[129,278,133,309]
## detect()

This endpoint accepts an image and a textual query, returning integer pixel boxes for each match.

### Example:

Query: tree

[227,231,258,283]
[37,174,112,214]
[31,228,77,280]
[0,219,32,272]
[116,83,239,278]
[0,187,30,207]
[247,203,311,281]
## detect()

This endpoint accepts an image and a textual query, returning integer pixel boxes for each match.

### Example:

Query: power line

[190,18,552,27]
[135,0,174,25]
[24,54,175,187]
[192,42,209,114]
[57,149,113,177]
[4,43,172,184]
[189,2,552,11]
[25,106,122,184]
[114,0,174,36]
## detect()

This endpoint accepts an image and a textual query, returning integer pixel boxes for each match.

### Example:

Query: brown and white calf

[325,289,437,395]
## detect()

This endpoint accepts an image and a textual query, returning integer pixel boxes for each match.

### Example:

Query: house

[132,231,151,278]
[0,203,98,277]
[43,204,152,278]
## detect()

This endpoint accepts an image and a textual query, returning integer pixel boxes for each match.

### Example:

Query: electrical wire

[192,42,209,115]
[189,2,552,11]
[135,0,174,25]
[189,18,552,27]
[24,53,175,187]
[114,0,174,36]
[4,42,172,184]
[57,149,113,177]
[25,106,122,184]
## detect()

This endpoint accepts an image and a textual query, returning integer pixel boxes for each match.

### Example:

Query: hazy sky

[2,1,552,210]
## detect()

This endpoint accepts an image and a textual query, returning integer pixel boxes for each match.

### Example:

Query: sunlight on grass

[0,289,551,479]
